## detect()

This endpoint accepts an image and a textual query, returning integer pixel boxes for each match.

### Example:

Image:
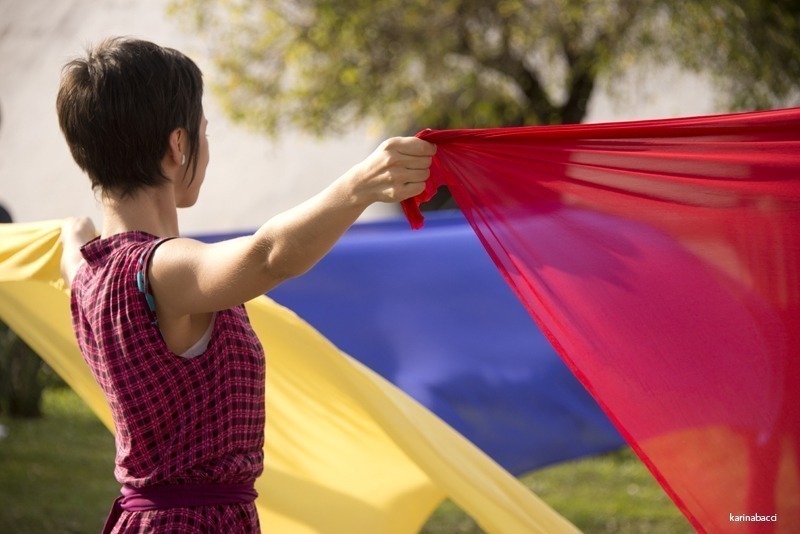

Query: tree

[668,0,800,111]
[169,0,799,137]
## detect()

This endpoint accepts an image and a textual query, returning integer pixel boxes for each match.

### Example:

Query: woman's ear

[166,128,186,168]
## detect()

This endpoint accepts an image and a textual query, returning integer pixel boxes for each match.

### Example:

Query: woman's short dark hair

[56,37,204,198]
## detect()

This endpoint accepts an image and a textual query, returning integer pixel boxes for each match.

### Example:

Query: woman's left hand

[60,216,97,284]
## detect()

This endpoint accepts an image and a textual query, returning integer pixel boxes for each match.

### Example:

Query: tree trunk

[0,324,45,418]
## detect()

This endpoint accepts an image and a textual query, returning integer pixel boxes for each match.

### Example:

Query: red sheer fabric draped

[404,108,800,532]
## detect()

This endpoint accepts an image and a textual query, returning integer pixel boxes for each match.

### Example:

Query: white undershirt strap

[179,313,217,359]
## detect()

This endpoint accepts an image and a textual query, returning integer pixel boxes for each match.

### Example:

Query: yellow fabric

[0,220,579,534]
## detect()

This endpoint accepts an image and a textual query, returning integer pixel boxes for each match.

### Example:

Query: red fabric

[405,108,800,532]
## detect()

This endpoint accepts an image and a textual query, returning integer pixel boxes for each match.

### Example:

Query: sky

[0,0,720,235]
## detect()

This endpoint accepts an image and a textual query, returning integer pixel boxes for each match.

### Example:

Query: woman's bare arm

[149,136,436,316]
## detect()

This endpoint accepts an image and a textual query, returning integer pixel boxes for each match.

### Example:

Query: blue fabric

[195,212,623,474]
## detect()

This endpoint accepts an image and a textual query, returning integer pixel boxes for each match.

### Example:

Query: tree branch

[453,7,557,125]
[559,1,645,124]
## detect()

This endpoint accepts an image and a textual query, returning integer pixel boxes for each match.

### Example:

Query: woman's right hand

[344,137,436,206]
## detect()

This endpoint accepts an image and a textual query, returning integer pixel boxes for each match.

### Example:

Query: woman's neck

[101,185,180,238]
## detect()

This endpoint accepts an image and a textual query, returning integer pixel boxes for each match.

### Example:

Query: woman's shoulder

[81,231,161,268]
[73,231,169,308]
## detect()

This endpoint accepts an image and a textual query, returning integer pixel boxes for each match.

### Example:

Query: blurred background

[8,0,791,233]
[1,0,798,532]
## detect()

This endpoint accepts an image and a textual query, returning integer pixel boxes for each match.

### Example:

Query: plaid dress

[71,232,265,533]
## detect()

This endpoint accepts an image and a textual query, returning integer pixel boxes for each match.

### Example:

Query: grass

[0,388,693,533]
[422,449,693,533]
[0,387,118,533]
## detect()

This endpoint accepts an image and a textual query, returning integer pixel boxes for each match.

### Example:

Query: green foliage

[0,322,53,418]
[667,0,800,110]
[169,0,799,135]
[0,388,117,533]
[169,0,660,132]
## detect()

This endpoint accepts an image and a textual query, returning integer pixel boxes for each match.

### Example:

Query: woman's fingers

[398,155,433,171]
[382,136,437,157]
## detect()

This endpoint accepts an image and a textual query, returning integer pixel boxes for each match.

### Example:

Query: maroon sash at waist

[103,482,258,533]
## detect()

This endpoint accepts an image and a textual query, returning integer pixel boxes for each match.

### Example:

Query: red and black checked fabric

[71,232,265,533]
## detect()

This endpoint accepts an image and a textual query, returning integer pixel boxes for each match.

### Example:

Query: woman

[57,37,435,533]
